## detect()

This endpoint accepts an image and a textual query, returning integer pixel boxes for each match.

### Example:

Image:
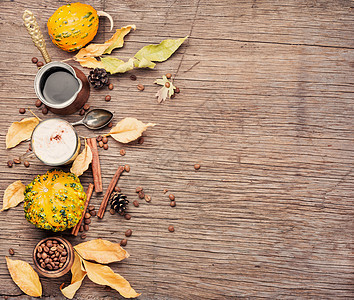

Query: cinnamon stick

[97,166,125,219]
[87,138,103,193]
[72,183,94,236]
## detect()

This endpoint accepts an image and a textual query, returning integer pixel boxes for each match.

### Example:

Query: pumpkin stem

[97,11,114,31]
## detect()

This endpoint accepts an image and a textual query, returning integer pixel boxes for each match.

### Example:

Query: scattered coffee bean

[24,161,30,168]
[145,195,151,202]
[170,200,176,207]
[85,212,91,219]
[114,186,121,192]
[19,108,26,114]
[7,160,13,168]
[133,200,139,207]
[124,214,131,220]
[32,57,38,64]
[194,163,201,170]
[79,225,84,232]
[130,74,137,81]
[138,191,145,199]
[137,84,144,91]
[102,136,108,144]
[84,224,89,231]
[166,73,172,79]
[170,93,175,99]
[35,99,42,107]
[81,233,87,239]
[37,61,44,68]
[136,186,143,193]
[110,208,116,215]
[124,164,130,172]
[138,137,144,144]
[125,229,132,237]
[108,83,114,90]
[9,248,15,256]
[105,95,111,101]
[42,106,48,114]
[120,149,126,156]
[175,87,180,93]
[169,194,175,201]
[13,158,21,164]
[165,82,170,88]
[163,189,168,194]
[84,218,91,225]
[83,103,90,110]
[120,239,127,246]
[96,135,103,142]
[79,109,85,116]
[98,141,104,148]
[107,121,113,128]
[90,210,96,216]
[168,225,175,232]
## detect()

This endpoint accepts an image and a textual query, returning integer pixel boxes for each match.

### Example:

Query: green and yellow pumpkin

[24,169,86,232]
[47,2,113,52]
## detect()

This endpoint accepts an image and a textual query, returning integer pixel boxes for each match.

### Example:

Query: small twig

[61,57,74,62]
[28,109,42,121]
[182,60,200,74]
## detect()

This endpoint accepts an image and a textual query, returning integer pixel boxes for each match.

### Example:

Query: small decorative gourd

[24,169,86,232]
[47,3,113,52]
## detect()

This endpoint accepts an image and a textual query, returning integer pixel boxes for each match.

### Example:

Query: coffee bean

[59,262,64,268]
[39,259,44,263]
[37,252,42,259]
[24,161,30,168]
[53,257,58,262]
[168,225,175,232]
[79,225,84,232]
[108,121,113,128]
[7,160,13,168]
[175,87,180,93]
[83,103,90,110]
[170,200,176,207]
[89,205,95,211]
[103,143,108,150]
[102,136,108,144]
[96,135,103,142]
[37,246,43,253]
[169,194,175,201]
[166,73,172,79]
[84,224,89,231]
[105,95,111,101]
[35,99,42,107]
[138,191,145,199]
[41,252,48,259]
[60,257,66,263]
[9,248,14,255]
[43,246,49,252]
[40,262,46,269]
[32,57,38,64]
[50,246,57,251]
[163,189,168,194]
[130,75,137,81]
[110,208,116,215]
[125,229,132,237]
[90,210,96,216]
[98,141,104,148]
[81,233,87,239]
[55,251,60,257]
[85,212,91,219]
[124,164,130,172]
[49,250,54,255]
[19,108,26,114]
[165,82,170,88]
[42,106,48,114]
[46,240,52,247]
[62,251,67,256]
[120,239,127,246]
[136,186,143,193]
[57,246,64,252]
[79,109,85,116]
[145,195,151,202]
[52,240,58,244]
[124,214,131,220]
[50,261,56,267]
[108,83,114,90]
[13,158,21,164]
[170,93,175,99]
[133,200,139,207]
[120,149,126,156]
[138,137,144,144]
[47,264,53,270]
[84,218,91,225]
[137,84,145,91]
[194,163,201,170]
[54,265,59,270]
[37,61,44,68]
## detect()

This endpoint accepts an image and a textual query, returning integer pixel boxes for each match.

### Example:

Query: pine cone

[88,68,109,89]
[110,192,129,215]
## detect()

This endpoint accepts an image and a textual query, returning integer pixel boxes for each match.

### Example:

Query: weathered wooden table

[0,0,353,299]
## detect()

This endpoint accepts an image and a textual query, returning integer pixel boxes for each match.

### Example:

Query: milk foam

[32,119,77,165]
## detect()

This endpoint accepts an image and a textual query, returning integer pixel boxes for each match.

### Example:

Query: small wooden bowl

[33,237,74,278]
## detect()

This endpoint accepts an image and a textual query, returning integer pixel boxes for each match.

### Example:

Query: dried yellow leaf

[104,25,136,54]
[6,257,42,297]
[109,117,155,143]
[74,239,129,264]
[6,117,39,149]
[83,259,140,298]
[60,252,86,299]
[70,139,93,177]
[75,57,104,69]
[1,180,25,211]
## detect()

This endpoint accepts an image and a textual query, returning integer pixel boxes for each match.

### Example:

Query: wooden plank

[0,0,353,299]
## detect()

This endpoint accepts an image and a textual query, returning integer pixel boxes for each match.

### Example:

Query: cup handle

[23,10,51,64]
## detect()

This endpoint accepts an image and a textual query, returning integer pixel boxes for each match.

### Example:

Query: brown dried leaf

[6,117,39,149]
[109,117,155,144]
[1,180,25,211]
[6,257,42,297]
[70,139,93,177]
[74,239,129,264]
[83,259,140,298]
[60,252,86,299]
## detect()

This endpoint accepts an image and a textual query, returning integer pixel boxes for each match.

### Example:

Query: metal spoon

[71,109,113,130]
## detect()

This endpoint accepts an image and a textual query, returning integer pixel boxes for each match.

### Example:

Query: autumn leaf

[60,252,86,299]
[154,75,176,103]
[101,57,135,74]
[76,57,104,69]
[104,25,136,54]
[1,180,25,211]
[135,36,188,63]
[109,117,156,143]
[134,57,156,69]
[74,239,129,264]
[6,117,39,149]
[83,259,140,298]
[70,139,93,177]
[6,257,42,297]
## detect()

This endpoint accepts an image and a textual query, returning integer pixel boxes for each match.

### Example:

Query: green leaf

[101,57,135,74]
[135,36,188,62]
[134,57,156,69]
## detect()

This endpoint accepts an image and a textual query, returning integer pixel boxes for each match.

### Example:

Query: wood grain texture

[0,0,353,299]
